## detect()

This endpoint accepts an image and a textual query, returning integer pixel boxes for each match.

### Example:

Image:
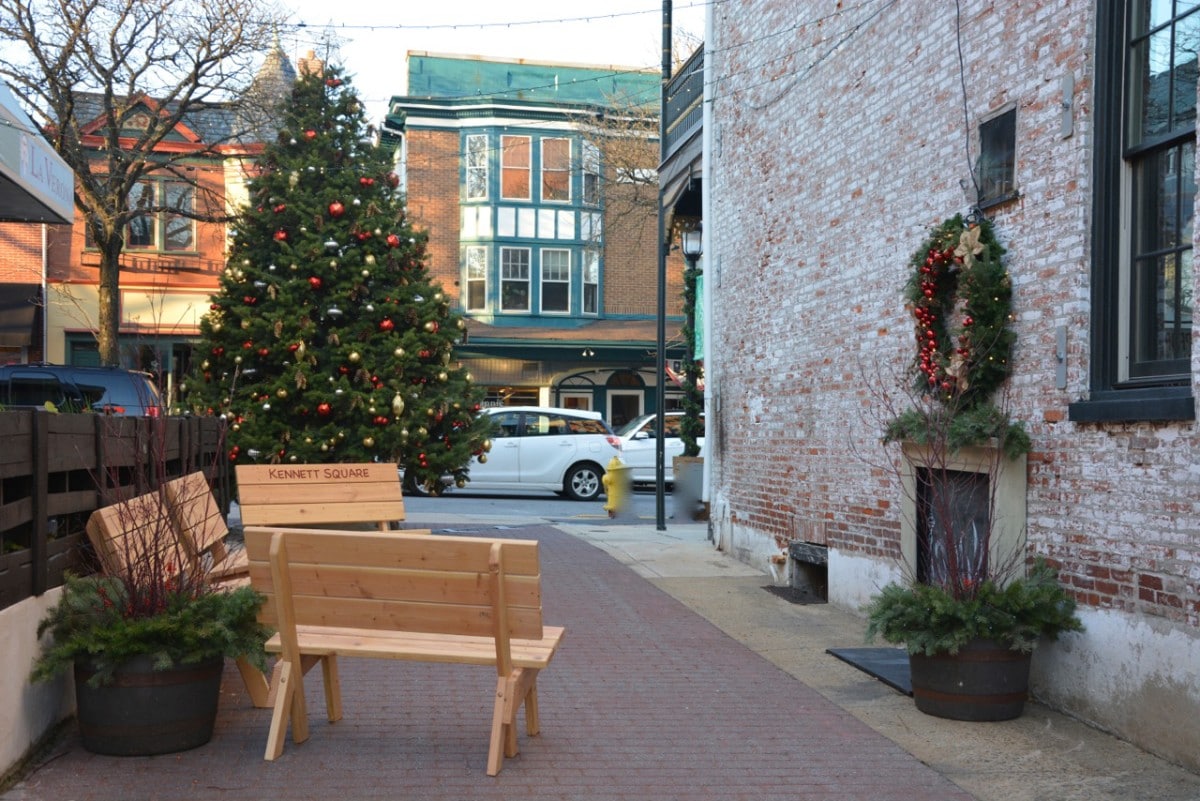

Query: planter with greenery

[31,472,269,755]
[865,214,1083,721]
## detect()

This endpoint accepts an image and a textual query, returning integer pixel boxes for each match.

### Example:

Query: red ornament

[386,172,400,188]
[379,318,395,331]
[273,204,286,213]
[258,348,270,357]
[304,129,317,140]
[338,365,350,375]
[242,340,253,349]
[308,276,322,289]
[356,231,371,242]
[273,229,288,242]
[359,176,375,187]
[325,77,342,88]
[288,342,300,352]
[386,234,401,248]
[328,201,345,217]
[209,303,220,311]
[243,296,257,305]
[212,347,224,357]
[317,402,332,417]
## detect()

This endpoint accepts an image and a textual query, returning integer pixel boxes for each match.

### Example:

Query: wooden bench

[85,479,271,708]
[235,463,406,531]
[162,472,249,581]
[243,525,566,775]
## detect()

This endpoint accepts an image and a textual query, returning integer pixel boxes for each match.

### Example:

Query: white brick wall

[706,0,1199,769]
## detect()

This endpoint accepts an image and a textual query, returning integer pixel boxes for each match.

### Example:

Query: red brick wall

[403,129,463,302]
[707,0,1198,627]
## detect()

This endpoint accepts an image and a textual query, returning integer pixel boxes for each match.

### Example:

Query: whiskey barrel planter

[74,655,224,755]
[908,638,1032,721]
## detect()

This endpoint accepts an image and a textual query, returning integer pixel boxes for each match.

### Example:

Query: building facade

[0,43,300,409]
[702,0,1198,769]
[383,53,685,427]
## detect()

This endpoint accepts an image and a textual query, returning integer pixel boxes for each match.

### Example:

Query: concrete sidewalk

[550,516,1200,801]
[4,513,1198,801]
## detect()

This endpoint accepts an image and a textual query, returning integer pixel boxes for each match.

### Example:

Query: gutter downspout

[700,7,714,526]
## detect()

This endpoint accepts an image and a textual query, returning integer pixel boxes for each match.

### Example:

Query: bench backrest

[162,472,229,564]
[235,463,406,531]
[242,526,546,640]
[85,489,190,576]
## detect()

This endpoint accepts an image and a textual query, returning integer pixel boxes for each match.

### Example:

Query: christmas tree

[186,65,492,493]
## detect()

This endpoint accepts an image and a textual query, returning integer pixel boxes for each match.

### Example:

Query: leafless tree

[0,0,287,364]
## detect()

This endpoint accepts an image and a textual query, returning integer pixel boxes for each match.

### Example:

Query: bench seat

[266,624,566,667]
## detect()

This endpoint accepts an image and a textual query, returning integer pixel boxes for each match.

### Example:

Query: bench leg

[487,668,541,776]
[236,657,271,708]
[265,660,309,760]
[320,655,343,722]
[524,678,540,737]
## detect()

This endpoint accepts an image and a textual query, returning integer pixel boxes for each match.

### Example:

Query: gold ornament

[392,394,405,415]
[363,436,375,448]
[478,453,488,464]
[349,351,360,363]
[276,388,288,398]
[394,347,405,358]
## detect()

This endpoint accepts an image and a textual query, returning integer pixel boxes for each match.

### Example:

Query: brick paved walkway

[4,525,973,801]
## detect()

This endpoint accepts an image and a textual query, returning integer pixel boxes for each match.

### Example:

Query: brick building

[0,42,300,407]
[382,53,686,427]
[700,0,1198,769]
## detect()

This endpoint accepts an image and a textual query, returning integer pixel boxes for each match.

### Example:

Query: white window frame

[582,141,600,206]
[465,133,488,200]
[539,248,571,314]
[583,250,599,315]
[500,246,531,312]
[500,135,531,201]
[541,136,571,203]
[465,246,488,312]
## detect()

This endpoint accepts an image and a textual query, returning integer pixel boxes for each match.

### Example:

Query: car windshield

[615,415,654,437]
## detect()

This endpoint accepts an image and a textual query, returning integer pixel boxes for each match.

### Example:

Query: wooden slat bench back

[242,525,565,774]
[235,463,406,531]
[162,472,248,580]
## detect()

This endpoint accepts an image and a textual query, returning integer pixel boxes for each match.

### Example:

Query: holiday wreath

[884,214,1030,457]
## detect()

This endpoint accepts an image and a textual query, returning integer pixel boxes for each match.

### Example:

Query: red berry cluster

[913,247,958,390]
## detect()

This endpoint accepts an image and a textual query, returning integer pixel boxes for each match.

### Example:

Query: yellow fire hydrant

[602,455,632,518]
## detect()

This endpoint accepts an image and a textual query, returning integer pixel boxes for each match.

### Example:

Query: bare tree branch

[0,0,287,363]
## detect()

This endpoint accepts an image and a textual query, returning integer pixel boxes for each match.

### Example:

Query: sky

[274,1,706,123]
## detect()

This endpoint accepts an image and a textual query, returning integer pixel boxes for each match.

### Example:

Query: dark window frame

[1070,0,1196,423]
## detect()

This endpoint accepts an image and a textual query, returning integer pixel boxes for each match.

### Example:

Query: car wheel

[564,462,604,501]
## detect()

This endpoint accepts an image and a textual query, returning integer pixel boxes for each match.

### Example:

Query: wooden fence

[0,411,230,611]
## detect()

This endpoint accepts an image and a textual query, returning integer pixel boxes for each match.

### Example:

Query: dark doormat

[826,647,913,696]
[761,585,826,605]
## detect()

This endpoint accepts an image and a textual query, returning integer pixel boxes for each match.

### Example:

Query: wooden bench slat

[252,563,544,608]
[244,526,539,574]
[236,463,406,530]
[264,625,566,668]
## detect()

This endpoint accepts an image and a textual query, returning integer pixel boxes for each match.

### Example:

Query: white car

[465,406,622,501]
[615,411,706,485]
